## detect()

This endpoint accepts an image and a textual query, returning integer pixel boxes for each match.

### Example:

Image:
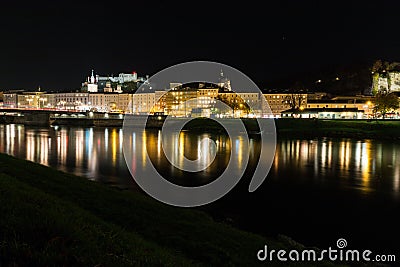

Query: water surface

[1,124,399,253]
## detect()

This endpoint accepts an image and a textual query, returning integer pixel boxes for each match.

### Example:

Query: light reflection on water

[1,124,400,252]
[273,138,400,195]
[0,124,399,196]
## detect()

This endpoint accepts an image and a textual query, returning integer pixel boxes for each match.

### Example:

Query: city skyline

[2,1,400,91]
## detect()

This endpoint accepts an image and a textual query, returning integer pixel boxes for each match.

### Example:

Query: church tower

[218,69,231,91]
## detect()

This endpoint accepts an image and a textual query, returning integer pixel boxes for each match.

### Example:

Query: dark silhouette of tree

[122,81,138,92]
[371,60,385,73]
[282,89,306,110]
[373,91,399,118]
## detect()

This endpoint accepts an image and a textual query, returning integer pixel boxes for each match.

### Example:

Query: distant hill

[265,61,374,95]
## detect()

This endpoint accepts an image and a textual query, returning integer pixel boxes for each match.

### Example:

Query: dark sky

[1,1,400,91]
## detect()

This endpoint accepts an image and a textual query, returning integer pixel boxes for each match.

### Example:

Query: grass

[0,153,344,266]
[0,175,188,266]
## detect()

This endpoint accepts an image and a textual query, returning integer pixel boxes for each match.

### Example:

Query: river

[0,124,399,254]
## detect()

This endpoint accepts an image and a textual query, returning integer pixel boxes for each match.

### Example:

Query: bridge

[0,108,122,127]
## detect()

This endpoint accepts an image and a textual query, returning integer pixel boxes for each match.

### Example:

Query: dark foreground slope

[0,154,342,266]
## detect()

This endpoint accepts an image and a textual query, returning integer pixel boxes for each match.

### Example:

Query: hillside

[265,61,374,96]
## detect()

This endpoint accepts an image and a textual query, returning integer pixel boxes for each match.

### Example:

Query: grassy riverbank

[183,118,400,140]
[0,153,341,266]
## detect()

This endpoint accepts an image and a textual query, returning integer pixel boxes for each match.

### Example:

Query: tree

[371,60,384,73]
[122,81,138,92]
[283,93,305,110]
[373,91,399,118]
[216,94,250,117]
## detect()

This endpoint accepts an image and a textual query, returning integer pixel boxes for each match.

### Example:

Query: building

[216,92,260,118]
[169,82,182,89]
[377,76,389,92]
[263,93,308,117]
[3,90,24,108]
[237,92,263,117]
[196,88,219,113]
[44,93,56,108]
[107,72,138,83]
[2,89,132,113]
[3,91,56,109]
[164,88,198,117]
[117,93,132,113]
[306,95,374,118]
[82,70,145,93]
[154,90,167,113]
[55,92,90,110]
[388,72,400,91]
[218,69,232,91]
[282,108,364,119]
[131,93,156,114]
[17,92,46,108]
[97,73,138,92]
[88,93,131,112]
[85,70,99,93]
[372,71,400,94]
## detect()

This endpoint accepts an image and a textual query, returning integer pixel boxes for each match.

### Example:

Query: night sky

[2,1,400,91]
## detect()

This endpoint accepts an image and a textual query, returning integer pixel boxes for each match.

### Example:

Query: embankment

[0,153,338,266]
